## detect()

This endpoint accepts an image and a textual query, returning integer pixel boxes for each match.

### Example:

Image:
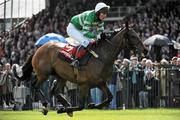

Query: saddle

[58,40,97,66]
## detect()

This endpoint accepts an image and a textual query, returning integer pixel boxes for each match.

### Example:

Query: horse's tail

[12,54,33,81]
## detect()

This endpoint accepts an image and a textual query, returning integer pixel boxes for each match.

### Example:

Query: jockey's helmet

[95,2,110,14]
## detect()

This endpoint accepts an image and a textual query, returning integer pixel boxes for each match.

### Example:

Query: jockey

[67,2,110,67]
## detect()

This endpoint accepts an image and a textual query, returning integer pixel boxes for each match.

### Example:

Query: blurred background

[0,0,180,111]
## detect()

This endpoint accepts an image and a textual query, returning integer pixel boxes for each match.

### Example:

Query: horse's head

[115,23,148,56]
[95,23,148,62]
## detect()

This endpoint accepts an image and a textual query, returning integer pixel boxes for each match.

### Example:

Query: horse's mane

[102,28,123,40]
[97,27,127,49]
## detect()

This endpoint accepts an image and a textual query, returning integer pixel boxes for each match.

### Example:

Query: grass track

[0,109,180,120]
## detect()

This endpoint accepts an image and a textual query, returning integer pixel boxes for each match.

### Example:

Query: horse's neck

[97,32,123,65]
[87,33,123,80]
[82,32,124,81]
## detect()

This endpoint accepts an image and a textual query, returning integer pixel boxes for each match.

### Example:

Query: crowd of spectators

[105,0,180,61]
[0,0,180,109]
[105,0,180,43]
[0,0,179,65]
[112,56,180,109]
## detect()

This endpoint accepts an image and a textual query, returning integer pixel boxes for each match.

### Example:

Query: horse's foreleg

[53,91,73,116]
[57,85,89,114]
[56,94,74,117]
[37,88,49,107]
[50,79,72,107]
[50,80,73,117]
[88,82,113,109]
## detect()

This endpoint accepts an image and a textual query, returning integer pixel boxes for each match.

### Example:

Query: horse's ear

[125,21,129,29]
[129,23,135,28]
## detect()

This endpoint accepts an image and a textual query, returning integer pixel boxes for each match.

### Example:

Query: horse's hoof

[87,103,96,109]
[57,107,65,114]
[42,107,48,115]
[67,112,73,117]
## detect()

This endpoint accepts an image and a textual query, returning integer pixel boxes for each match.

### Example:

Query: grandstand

[0,0,180,111]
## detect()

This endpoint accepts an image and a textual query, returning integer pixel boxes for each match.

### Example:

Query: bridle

[102,28,124,48]
[104,29,130,49]
[103,28,144,59]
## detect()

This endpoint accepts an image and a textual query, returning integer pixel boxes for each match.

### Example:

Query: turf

[0,109,180,120]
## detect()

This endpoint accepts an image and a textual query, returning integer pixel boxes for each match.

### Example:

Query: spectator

[145,70,159,108]
[160,58,169,107]
[107,60,121,109]
[121,58,131,108]
[90,87,102,106]
[175,58,180,79]
[115,59,123,109]
[176,33,180,43]
[170,56,177,65]
[0,63,14,106]
[67,81,78,107]
[138,58,148,109]
[129,56,140,108]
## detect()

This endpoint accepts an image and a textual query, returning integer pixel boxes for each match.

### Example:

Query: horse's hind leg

[33,74,49,115]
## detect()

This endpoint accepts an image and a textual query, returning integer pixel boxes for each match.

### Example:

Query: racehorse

[31,23,147,116]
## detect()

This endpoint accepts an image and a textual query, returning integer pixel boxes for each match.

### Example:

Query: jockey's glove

[89,41,97,46]
[100,32,106,40]
[97,34,101,40]
[97,32,106,40]
[81,40,89,48]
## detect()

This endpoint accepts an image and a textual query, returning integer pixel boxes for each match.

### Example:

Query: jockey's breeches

[67,23,90,47]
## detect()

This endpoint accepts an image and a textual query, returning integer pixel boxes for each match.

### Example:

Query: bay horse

[32,24,147,116]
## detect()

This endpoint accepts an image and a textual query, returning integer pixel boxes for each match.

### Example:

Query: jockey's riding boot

[70,45,84,68]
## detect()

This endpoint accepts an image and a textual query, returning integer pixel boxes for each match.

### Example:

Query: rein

[104,38,116,47]
[92,31,126,64]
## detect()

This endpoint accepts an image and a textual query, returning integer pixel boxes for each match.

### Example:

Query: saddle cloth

[59,44,86,61]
